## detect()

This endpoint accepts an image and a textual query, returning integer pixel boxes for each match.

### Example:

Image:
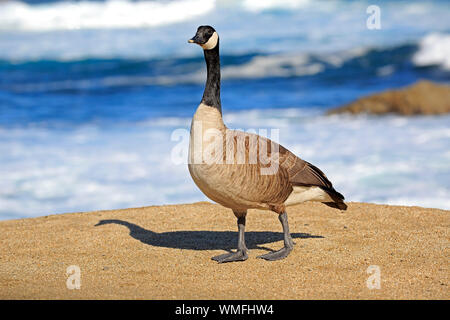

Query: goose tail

[321,187,347,210]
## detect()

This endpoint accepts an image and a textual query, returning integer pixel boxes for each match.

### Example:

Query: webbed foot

[257,247,292,261]
[212,250,248,263]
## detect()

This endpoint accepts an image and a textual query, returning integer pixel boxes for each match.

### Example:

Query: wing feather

[279,145,346,209]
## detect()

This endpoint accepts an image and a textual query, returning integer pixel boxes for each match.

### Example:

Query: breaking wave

[413,33,450,70]
[0,0,215,31]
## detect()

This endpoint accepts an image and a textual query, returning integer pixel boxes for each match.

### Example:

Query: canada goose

[188,26,346,263]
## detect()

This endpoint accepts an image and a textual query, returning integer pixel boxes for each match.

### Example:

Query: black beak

[188,34,200,44]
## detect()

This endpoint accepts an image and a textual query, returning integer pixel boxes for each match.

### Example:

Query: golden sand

[0,201,448,299]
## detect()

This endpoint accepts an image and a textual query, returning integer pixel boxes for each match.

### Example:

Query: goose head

[188,25,219,50]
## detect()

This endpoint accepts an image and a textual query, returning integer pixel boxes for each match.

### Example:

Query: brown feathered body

[188,104,346,213]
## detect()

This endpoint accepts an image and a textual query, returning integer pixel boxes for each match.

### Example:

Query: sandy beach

[0,201,448,299]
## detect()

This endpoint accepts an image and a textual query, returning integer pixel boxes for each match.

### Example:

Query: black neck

[201,42,221,113]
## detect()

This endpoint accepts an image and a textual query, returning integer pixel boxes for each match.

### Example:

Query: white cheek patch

[201,32,218,50]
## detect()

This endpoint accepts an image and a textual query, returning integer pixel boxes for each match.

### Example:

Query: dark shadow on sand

[95,219,324,252]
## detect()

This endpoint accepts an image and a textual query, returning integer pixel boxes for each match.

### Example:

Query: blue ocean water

[0,0,449,219]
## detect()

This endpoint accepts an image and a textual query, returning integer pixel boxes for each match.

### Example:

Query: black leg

[212,212,248,263]
[257,211,294,261]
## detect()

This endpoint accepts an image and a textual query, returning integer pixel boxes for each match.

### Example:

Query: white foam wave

[413,33,450,70]
[1,1,449,62]
[0,0,215,31]
[222,53,324,79]
[242,0,312,12]
[8,50,367,92]
[221,48,370,79]
[376,65,395,77]
[9,73,206,92]
[1,111,450,219]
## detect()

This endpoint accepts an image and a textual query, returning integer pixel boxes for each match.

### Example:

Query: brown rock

[328,80,450,115]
